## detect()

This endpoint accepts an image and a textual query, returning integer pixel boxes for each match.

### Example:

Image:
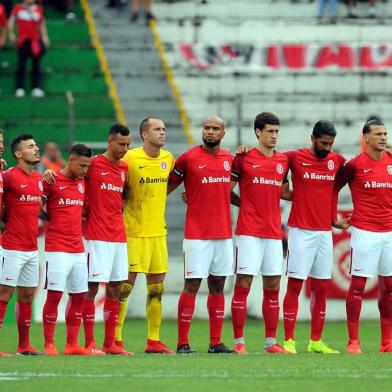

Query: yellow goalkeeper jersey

[122,147,175,237]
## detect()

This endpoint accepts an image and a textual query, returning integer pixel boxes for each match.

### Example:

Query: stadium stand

[0,1,116,164]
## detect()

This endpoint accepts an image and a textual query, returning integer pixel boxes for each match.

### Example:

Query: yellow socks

[114,283,133,342]
[146,282,164,341]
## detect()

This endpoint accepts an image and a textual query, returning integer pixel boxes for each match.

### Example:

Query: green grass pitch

[0,319,391,391]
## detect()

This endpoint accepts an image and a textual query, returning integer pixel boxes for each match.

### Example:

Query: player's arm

[7,11,15,44]
[167,153,187,195]
[331,158,353,230]
[280,171,292,201]
[40,15,49,47]
[230,156,242,207]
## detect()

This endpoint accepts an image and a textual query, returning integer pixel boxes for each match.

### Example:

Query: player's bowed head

[64,144,93,180]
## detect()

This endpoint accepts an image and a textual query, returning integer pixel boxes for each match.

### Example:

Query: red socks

[310,278,328,341]
[0,300,8,328]
[283,278,303,340]
[207,294,225,346]
[65,293,85,345]
[263,288,280,339]
[82,299,95,347]
[43,290,63,345]
[378,276,392,345]
[103,299,119,348]
[346,276,367,341]
[15,301,32,349]
[231,285,250,340]
[177,291,196,346]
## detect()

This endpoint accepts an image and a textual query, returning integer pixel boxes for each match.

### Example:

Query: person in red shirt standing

[168,116,234,354]
[282,120,349,354]
[41,144,92,356]
[230,112,291,355]
[82,124,132,355]
[334,119,392,354]
[8,0,49,98]
[0,134,43,355]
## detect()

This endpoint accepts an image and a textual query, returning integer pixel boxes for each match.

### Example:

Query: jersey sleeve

[2,169,12,191]
[231,154,243,182]
[170,151,188,185]
[283,150,297,168]
[42,179,51,202]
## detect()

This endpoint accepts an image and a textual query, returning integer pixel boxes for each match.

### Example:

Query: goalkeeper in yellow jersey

[115,117,175,354]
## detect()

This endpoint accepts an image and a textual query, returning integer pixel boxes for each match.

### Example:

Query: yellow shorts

[127,236,168,274]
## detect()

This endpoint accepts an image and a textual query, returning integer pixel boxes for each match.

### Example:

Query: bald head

[202,115,226,148]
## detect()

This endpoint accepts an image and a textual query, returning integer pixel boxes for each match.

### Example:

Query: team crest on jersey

[161,162,167,170]
[78,183,84,193]
[276,164,284,174]
[120,171,125,182]
[223,161,230,171]
[38,181,43,191]
[327,160,335,170]
[387,165,392,175]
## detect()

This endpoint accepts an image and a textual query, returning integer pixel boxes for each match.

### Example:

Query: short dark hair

[254,112,280,136]
[363,119,385,135]
[69,143,93,158]
[312,120,337,138]
[139,117,161,140]
[11,134,35,157]
[108,124,130,137]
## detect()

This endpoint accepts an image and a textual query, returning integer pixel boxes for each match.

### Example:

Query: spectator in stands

[37,142,65,174]
[40,0,76,22]
[8,0,49,98]
[130,0,156,24]
[107,0,128,8]
[347,0,377,18]
[317,0,337,23]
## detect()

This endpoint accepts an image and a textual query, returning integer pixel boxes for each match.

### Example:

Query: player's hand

[332,215,351,230]
[43,169,57,184]
[43,36,50,48]
[236,145,249,155]
[0,158,7,170]
[181,191,188,204]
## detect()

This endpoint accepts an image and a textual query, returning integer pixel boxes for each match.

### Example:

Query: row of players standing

[0,112,391,356]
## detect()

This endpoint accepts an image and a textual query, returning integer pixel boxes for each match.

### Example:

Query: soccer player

[169,116,234,354]
[82,124,131,355]
[333,119,392,354]
[0,134,43,355]
[230,112,290,354]
[41,144,92,356]
[282,120,348,354]
[115,117,175,354]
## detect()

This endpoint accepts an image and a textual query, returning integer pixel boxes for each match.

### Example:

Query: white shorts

[0,249,39,287]
[286,227,333,280]
[350,227,392,278]
[85,240,128,283]
[235,235,283,276]
[45,252,88,294]
[183,239,234,279]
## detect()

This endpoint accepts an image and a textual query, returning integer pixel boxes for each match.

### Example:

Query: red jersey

[84,155,127,242]
[232,148,288,239]
[2,167,43,251]
[43,172,85,253]
[285,148,345,231]
[335,152,392,232]
[0,5,7,27]
[11,4,44,47]
[170,146,232,239]
[0,169,3,246]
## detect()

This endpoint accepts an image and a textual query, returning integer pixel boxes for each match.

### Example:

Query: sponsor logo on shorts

[354,267,363,272]
[186,271,194,275]
[201,176,230,184]
[5,277,13,281]
[364,181,392,189]
[129,264,138,267]
[303,172,335,181]
[49,282,60,285]
[92,273,101,277]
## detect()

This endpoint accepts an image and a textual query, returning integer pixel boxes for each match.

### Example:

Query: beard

[203,137,220,147]
[315,149,330,159]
